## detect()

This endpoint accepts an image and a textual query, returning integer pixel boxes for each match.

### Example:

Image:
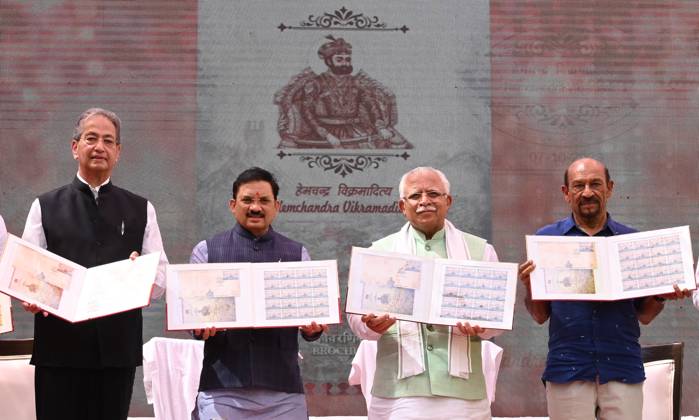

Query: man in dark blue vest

[21,108,169,420]
[190,167,327,420]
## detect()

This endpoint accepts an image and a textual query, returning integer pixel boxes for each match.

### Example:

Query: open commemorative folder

[526,226,696,301]
[166,260,341,330]
[0,293,12,334]
[0,234,160,323]
[345,247,519,330]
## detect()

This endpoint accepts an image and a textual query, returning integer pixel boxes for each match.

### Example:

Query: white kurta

[347,224,501,420]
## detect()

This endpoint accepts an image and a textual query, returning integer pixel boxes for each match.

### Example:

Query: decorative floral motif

[278,7,408,33]
[277,150,410,177]
[509,31,609,57]
[512,101,638,129]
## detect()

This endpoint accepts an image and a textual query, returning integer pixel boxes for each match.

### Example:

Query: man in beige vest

[348,167,501,420]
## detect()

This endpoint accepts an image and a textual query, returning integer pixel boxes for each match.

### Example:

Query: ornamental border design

[278,6,409,33]
[277,150,410,177]
[493,29,612,58]
[507,101,639,130]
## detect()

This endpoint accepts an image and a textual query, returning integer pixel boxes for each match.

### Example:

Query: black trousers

[34,366,136,420]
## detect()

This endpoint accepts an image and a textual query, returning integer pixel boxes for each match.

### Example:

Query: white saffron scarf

[394,220,473,380]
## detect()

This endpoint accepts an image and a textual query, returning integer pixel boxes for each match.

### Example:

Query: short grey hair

[398,166,451,198]
[72,108,121,144]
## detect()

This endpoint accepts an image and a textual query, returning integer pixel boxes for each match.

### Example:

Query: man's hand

[299,321,329,337]
[637,285,690,325]
[518,259,551,324]
[378,127,393,140]
[193,327,221,340]
[22,302,48,317]
[657,284,693,300]
[455,322,485,336]
[326,133,342,147]
[129,251,139,260]
[361,313,395,334]
[518,260,536,287]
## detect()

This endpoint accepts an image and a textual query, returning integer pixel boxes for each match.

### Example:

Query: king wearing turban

[275,36,411,149]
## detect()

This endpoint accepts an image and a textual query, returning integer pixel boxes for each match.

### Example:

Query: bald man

[518,157,688,420]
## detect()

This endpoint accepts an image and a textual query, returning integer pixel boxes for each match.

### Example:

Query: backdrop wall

[1,1,698,417]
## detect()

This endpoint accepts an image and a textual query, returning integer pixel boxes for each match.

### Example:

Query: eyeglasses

[82,134,118,148]
[402,190,447,203]
[237,197,274,206]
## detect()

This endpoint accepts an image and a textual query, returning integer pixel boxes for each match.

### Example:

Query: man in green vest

[348,166,501,420]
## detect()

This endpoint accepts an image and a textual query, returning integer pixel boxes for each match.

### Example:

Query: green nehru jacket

[370,227,488,400]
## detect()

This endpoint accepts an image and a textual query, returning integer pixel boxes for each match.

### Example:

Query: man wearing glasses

[348,166,501,420]
[21,108,168,420]
[190,167,327,419]
[518,157,690,420]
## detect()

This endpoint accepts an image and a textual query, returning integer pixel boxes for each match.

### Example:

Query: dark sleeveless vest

[33,177,147,368]
[198,224,305,393]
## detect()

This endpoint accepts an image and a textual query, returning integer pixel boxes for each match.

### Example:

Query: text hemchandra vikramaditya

[279,200,401,214]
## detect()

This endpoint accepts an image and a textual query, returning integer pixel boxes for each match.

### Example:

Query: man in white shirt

[21,108,168,420]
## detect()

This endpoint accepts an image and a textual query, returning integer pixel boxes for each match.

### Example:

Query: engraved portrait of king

[275,35,412,149]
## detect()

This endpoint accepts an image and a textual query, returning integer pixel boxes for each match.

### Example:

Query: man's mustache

[247,211,264,217]
[416,206,437,214]
[579,197,599,206]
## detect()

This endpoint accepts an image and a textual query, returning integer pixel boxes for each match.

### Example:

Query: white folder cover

[0,234,159,322]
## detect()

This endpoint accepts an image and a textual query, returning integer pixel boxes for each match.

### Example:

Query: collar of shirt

[411,226,446,242]
[410,226,447,258]
[76,172,111,200]
[559,213,631,237]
